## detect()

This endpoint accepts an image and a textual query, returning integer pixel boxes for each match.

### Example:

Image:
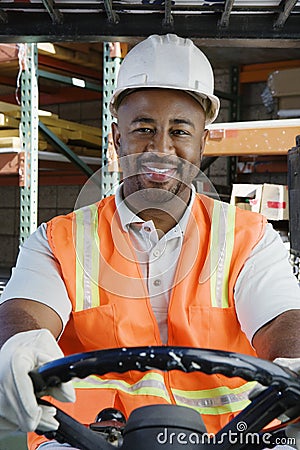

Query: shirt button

[153,279,161,286]
[153,249,160,257]
[144,226,151,232]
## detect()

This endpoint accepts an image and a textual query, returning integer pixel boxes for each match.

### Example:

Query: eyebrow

[172,118,195,129]
[131,117,155,124]
[131,117,195,129]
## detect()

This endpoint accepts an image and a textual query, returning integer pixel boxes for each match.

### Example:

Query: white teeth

[145,166,173,173]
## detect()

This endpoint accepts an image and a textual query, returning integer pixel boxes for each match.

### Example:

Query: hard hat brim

[110,86,220,126]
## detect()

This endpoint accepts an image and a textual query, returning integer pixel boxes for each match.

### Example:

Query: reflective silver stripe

[214,201,227,307]
[74,204,100,311]
[72,374,171,402]
[82,205,93,309]
[173,388,249,408]
[172,381,256,415]
[209,201,236,308]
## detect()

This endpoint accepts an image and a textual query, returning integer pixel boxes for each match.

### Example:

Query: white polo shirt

[2,185,300,344]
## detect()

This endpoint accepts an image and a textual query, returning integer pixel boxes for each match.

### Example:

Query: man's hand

[0,329,75,436]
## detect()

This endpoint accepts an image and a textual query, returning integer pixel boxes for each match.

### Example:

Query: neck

[124,186,192,234]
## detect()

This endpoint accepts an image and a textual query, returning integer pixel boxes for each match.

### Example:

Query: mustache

[118,152,199,180]
[136,153,182,169]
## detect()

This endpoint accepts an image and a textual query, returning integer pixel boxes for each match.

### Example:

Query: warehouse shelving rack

[17,41,122,243]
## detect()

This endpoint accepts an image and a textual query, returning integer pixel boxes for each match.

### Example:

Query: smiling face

[112,88,208,211]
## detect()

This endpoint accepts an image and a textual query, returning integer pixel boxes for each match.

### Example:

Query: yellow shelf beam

[205,119,300,156]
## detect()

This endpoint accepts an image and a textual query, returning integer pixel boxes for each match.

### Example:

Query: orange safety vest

[29,193,266,449]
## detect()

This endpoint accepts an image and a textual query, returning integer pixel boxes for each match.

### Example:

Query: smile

[141,164,177,182]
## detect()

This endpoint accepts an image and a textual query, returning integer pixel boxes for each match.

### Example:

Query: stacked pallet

[37,43,102,71]
[0,43,102,76]
[0,101,102,158]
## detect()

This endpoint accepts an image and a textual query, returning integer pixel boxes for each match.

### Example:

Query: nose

[148,130,175,155]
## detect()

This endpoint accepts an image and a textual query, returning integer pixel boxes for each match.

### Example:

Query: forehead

[117,88,205,120]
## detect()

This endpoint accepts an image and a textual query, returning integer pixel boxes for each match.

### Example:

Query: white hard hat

[109,34,220,125]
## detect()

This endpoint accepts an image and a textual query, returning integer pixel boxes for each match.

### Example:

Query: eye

[135,127,154,135]
[172,129,190,136]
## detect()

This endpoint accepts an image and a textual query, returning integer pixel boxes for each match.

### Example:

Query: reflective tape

[210,201,236,308]
[172,381,256,415]
[72,373,255,417]
[74,204,100,311]
[72,372,171,402]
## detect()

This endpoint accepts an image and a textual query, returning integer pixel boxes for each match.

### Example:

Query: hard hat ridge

[109,34,220,125]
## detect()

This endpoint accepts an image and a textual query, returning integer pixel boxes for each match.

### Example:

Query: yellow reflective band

[221,204,236,308]
[74,209,84,312]
[72,373,171,402]
[172,381,257,416]
[74,204,100,311]
[210,201,221,307]
[210,201,236,308]
[89,203,100,309]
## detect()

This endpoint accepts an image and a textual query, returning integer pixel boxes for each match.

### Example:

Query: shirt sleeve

[0,223,72,328]
[234,223,300,343]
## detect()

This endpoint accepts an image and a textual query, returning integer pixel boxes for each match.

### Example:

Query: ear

[111,121,121,156]
[200,129,209,159]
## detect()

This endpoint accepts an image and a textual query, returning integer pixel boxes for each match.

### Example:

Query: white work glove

[273,357,300,374]
[0,329,76,436]
[273,357,300,450]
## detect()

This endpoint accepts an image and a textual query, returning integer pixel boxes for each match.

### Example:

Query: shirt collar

[115,182,196,234]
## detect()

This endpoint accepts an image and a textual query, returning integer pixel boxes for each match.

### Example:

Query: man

[0,34,300,450]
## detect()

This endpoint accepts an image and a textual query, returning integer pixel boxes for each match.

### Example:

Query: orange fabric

[28,194,266,449]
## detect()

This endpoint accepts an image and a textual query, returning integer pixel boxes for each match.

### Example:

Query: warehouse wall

[46,99,101,129]
[0,184,83,270]
[240,81,272,121]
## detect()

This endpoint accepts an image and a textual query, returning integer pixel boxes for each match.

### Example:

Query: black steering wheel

[29,347,300,450]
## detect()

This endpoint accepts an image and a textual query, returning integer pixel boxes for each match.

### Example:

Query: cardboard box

[279,96,300,110]
[268,68,300,97]
[276,96,300,118]
[230,184,263,213]
[267,68,300,118]
[230,183,289,220]
[260,183,289,221]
